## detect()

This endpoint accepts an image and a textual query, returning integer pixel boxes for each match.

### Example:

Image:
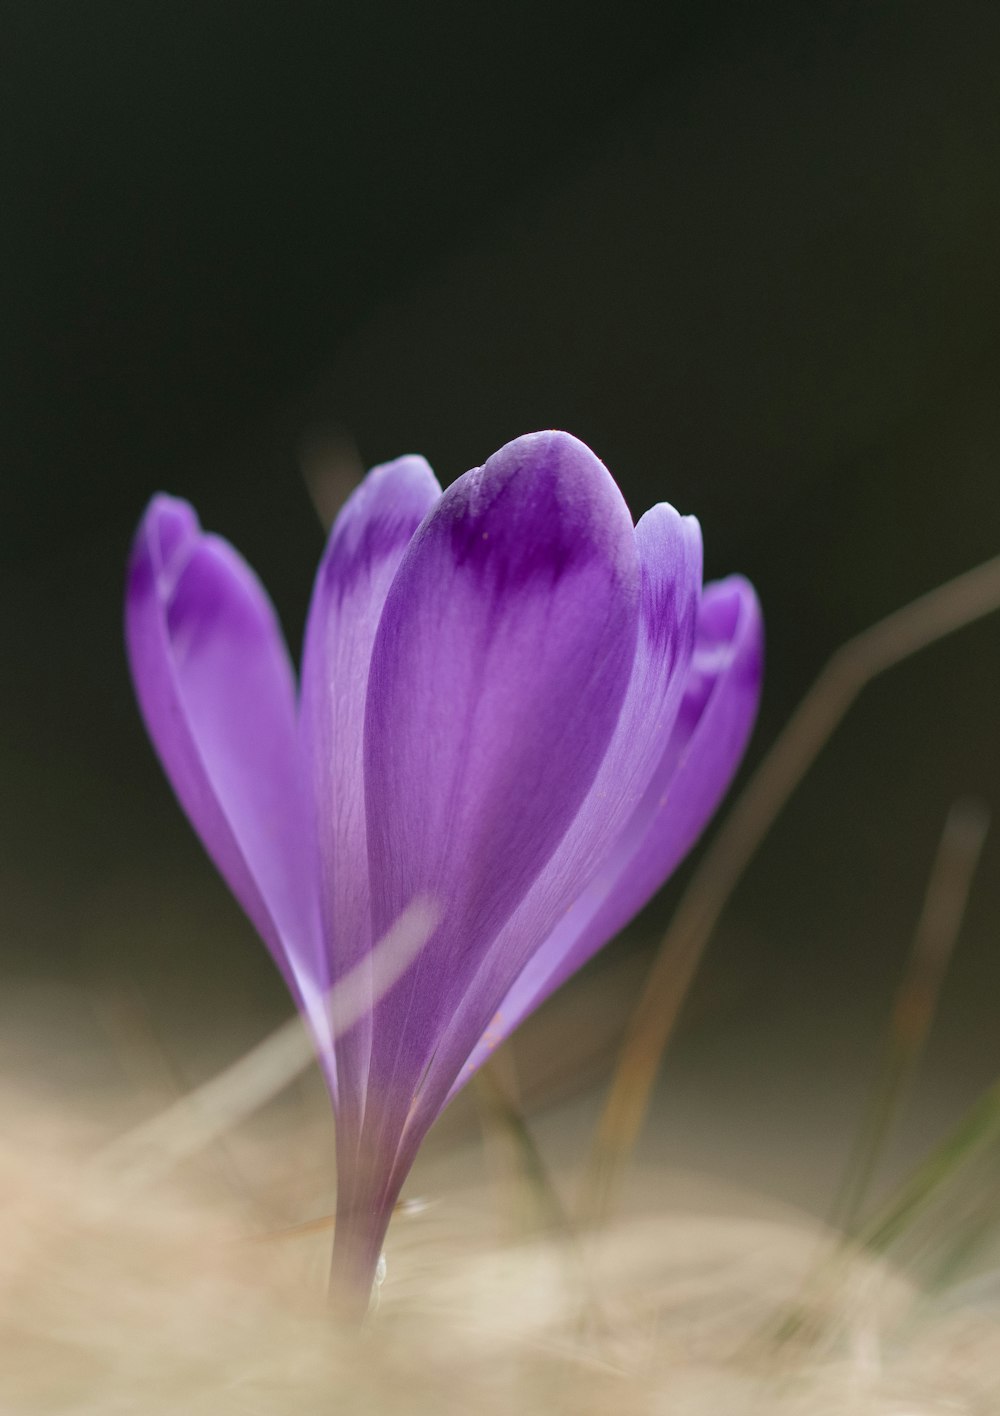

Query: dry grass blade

[475,1053,575,1241]
[584,553,1000,1224]
[761,798,989,1353]
[830,797,990,1237]
[91,898,437,1190]
[300,423,364,529]
[862,1079,1000,1257]
[474,1054,612,1341]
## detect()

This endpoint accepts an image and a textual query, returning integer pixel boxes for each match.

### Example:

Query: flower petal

[300,456,442,1125]
[125,496,327,1053]
[449,573,763,1095]
[361,431,641,1142]
[408,500,704,1124]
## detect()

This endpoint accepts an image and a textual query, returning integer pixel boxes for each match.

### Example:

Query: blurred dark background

[2,1,999,1210]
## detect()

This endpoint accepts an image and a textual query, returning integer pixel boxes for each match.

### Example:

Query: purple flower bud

[125,430,763,1315]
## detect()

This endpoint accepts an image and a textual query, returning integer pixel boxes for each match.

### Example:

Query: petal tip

[317,453,442,601]
[435,429,637,590]
[366,452,437,486]
[128,493,202,610]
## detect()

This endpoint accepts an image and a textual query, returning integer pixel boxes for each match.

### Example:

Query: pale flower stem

[328,1178,399,1321]
[583,553,1000,1226]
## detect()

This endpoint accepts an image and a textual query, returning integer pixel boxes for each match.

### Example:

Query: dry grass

[0,1074,998,1416]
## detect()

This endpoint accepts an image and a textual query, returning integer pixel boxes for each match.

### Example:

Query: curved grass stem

[583,553,1000,1225]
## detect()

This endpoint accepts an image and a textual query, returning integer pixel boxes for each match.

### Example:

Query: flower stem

[328,1187,395,1321]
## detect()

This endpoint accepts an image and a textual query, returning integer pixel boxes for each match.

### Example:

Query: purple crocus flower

[125,430,762,1313]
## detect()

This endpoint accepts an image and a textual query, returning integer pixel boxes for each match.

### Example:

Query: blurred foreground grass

[1,1046,1000,1416]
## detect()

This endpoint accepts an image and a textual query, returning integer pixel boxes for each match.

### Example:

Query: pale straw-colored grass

[1,1072,998,1416]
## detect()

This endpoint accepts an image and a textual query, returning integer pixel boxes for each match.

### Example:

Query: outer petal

[408,501,704,1126]
[449,573,763,1095]
[299,456,442,1126]
[125,496,327,1052]
[362,431,641,1134]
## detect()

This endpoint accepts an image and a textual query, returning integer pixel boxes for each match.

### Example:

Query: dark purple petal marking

[358,431,640,1163]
